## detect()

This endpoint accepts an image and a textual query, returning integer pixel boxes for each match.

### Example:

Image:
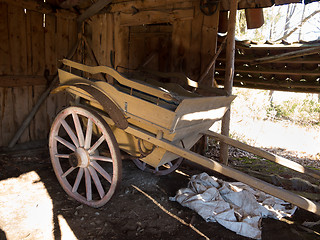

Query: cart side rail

[61,59,179,103]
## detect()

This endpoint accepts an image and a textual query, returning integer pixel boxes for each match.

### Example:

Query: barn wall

[86,1,220,87]
[0,2,77,147]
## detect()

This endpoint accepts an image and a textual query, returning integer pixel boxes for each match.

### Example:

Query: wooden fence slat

[0,3,10,75]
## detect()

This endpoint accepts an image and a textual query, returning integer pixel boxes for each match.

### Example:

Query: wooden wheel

[132,158,183,175]
[49,106,121,208]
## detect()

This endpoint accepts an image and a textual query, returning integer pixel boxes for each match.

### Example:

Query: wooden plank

[114,13,129,73]
[12,87,30,143]
[1,88,15,146]
[30,10,45,75]
[8,4,28,74]
[171,19,192,84]
[44,14,57,75]
[1,0,53,14]
[56,15,69,62]
[110,0,194,13]
[0,88,3,146]
[0,3,10,75]
[200,6,220,86]
[126,125,320,216]
[206,130,320,180]
[216,66,320,76]
[119,8,194,27]
[0,75,48,87]
[188,2,203,80]
[32,85,48,140]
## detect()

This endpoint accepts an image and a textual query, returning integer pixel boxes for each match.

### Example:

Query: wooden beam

[220,0,238,165]
[216,66,320,76]
[252,46,320,64]
[77,0,113,26]
[205,130,320,180]
[119,8,194,26]
[1,0,53,14]
[125,125,320,216]
[0,75,49,87]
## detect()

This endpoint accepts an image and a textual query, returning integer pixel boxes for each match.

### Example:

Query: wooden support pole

[220,0,238,165]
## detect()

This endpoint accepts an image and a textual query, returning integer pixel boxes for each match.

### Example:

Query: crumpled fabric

[170,173,297,239]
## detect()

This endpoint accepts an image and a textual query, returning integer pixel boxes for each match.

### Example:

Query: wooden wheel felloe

[132,158,183,175]
[49,106,121,208]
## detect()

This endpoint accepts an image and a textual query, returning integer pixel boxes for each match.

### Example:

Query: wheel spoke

[55,154,70,158]
[90,155,113,162]
[88,136,105,155]
[84,168,92,201]
[84,119,93,150]
[62,167,76,178]
[61,119,79,148]
[88,166,105,199]
[90,161,112,183]
[72,113,85,147]
[167,162,173,167]
[55,136,76,151]
[72,168,84,193]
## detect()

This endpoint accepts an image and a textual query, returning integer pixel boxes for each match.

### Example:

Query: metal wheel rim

[49,106,121,208]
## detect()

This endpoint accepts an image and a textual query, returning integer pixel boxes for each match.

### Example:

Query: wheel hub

[69,148,90,168]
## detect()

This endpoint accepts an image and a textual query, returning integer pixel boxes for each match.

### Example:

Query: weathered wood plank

[119,8,194,26]
[114,13,129,72]
[200,6,219,86]
[30,10,45,75]
[56,15,69,61]
[1,0,54,14]
[0,75,48,87]
[0,88,3,146]
[32,85,48,140]
[8,4,28,74]
[110,0,194,13]
[187,2,203,80]
[171,19,192,84]
[44,14,57,75]
[13,87,30,143]
[0,3,10,75]
[1,88,15,146]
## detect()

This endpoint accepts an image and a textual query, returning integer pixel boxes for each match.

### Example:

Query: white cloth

[170,173,297,239]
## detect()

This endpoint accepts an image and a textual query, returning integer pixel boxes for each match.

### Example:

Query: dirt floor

[1,146,320,240]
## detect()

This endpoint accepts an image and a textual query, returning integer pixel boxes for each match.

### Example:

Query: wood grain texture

[0,3,10,75]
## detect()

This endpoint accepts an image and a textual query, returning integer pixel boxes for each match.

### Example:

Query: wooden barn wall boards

[0,2,77,146]
[0,0,221,147]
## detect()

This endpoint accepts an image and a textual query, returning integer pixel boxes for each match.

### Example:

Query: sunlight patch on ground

[0,171,77,240]
[58,215,78,240]
[0,171,54,239]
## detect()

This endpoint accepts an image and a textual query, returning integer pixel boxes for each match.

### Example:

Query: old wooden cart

[49,59,320,215]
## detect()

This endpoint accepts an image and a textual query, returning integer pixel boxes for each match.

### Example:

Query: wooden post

[220,0,238,165]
